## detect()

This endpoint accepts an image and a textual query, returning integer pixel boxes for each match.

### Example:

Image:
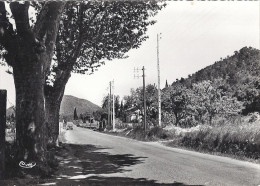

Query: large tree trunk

[13,55,47,167]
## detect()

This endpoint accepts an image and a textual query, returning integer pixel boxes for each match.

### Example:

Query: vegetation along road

[64,124,260,186]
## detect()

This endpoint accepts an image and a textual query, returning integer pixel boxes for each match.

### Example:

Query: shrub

[147,126,168,140]
[168,121,260,160]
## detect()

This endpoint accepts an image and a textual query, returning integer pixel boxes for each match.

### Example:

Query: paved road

[64,124,260,186]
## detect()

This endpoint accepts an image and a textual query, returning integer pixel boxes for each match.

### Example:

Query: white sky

[0,1,259,108]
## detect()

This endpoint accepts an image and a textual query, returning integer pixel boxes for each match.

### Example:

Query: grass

[162,119,260,163]
[165,119,260,163]
[104,125,170,142]
[106,116,260,163]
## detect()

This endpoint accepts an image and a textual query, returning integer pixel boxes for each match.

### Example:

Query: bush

[124,126,169,141]
[147,126,168,140]
[168,121,260,159]
[127,126,146,140]
[249,112,259,123]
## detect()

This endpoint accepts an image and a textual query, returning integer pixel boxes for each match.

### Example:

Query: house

[80,112,94,123]
[125,107,142,123]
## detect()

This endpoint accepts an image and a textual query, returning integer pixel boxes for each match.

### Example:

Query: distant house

[80,112,94,123]
[125,107,142,123]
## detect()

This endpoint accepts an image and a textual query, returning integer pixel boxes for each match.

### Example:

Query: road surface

[63,124,260,186]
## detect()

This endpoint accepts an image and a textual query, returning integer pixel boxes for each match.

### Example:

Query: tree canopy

[45,1,165,92]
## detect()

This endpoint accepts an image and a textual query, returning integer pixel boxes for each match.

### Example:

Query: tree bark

[45,69,72,145]
[45,87,65,145]
[13,55,47,166]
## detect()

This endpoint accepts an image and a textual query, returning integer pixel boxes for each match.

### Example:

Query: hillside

[169,46,260,114]
[60,95,102,117]
[7,95,102,118]
[172,47,260,87]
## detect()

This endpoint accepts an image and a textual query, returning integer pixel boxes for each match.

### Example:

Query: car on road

[66,123,73,130]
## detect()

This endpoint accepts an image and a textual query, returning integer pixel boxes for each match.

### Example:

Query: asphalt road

[64,124,260,186]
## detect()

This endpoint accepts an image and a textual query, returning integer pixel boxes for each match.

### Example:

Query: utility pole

[108,81,111,126]
[110,81,113,127]
[142,66,147,132]
[157,33,162,127]
[107,91,110,126]
[112,80,115,131]
[134,67,147,132]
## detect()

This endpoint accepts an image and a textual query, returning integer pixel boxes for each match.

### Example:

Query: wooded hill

[7,95,102,119]
[60,95,102,119]
[170,46,260,115]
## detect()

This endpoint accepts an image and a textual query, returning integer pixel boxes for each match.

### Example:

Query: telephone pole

[108,81,111,126]
[142,66,147,132]
[112,80,115,131]
[134,67,147,132]
[157,33,162,127]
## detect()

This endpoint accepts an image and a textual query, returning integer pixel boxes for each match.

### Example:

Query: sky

[0,1,259,108]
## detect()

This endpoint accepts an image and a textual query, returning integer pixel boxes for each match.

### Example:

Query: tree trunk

[45,69,72,145]
[13,56,47,167]
[209,115,213,125]
[198,112,203,124]
[45,89,65,145]
[174,111,179,126]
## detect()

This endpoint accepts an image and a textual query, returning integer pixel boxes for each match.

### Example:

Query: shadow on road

[50,143,201,185]
[1,143,203,185]
[55,143,146,176]
[41,176,199,186]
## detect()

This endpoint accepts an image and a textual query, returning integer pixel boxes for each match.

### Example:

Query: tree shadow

[1,176,201,186]
[1,143,203,185]
[44,176,201,186]
[53,143,147,177]
[48,144,201,185]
